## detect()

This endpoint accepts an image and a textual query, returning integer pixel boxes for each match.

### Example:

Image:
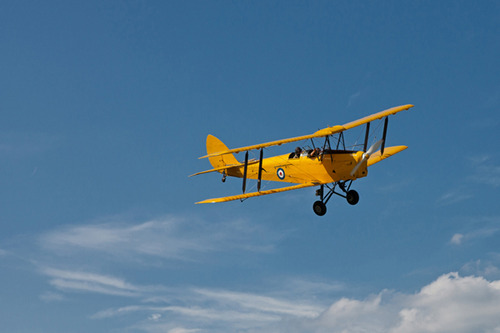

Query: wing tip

[196,198,222,204]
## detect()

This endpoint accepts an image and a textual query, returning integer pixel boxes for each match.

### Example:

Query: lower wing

[196,183,319,204]
[367,145,407,167]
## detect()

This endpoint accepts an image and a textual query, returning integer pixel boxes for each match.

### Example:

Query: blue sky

[1,1,499,332]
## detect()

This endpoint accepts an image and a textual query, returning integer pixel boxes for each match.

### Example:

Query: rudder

[206,135,239,169]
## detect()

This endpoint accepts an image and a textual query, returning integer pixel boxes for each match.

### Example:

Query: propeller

[350,139,383,176]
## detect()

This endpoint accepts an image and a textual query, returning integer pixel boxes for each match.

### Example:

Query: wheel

[346,190,359,205]
[313,201,327,216]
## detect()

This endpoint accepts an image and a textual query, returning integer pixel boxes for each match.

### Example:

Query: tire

[346,190,359,205]
[313,201,327,216]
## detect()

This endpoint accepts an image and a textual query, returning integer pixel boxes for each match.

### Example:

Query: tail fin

[206,135,239,169]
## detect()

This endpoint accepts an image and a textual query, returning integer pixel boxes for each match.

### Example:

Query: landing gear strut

[313,181,359,216]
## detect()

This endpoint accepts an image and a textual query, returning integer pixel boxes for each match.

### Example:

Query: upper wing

[198,126,344,159]
[199,104,414,159]
[196,182,319,204]
[341,104,414,130]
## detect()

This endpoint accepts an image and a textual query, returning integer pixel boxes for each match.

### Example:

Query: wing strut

[257,149,264,192]
[363,122,370,152]
[242,151,249,194]
[381,117,388,155]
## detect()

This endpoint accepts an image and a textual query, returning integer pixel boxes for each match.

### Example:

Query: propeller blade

[366,139,383,155]
[350,139,384,176]
[350,159,363,176]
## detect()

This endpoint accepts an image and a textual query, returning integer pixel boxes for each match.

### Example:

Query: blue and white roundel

[277,168,285,180]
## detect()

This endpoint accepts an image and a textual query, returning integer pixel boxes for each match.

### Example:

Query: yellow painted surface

[367,146,408,167]
[196,183,318,204]
[195,146,407,203]
[224,151,368,184]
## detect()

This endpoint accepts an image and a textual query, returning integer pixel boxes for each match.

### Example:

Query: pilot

[309,147,321,158]
[293,147,302,158]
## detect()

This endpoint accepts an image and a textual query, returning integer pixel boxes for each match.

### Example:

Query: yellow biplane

[192,104,414,216]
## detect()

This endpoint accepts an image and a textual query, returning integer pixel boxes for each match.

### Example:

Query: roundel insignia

[277,168,285,180]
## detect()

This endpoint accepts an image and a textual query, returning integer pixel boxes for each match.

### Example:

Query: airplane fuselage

[226,150,367,185]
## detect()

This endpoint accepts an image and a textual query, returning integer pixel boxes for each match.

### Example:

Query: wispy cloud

[461,259,500,280]
[0,131,56,158]
[437,155,500,206]
[33,214,500,332]
[39,291,65,302]
[276,277,345,299]
[194,288,322,318]
[87,272,500,333]
[91,288,323,321]
[347,91,362,108]
[448,215,500,246]
[39,215,280,262]
[436,188,473,206]
[40,267,161,297]
[450,227,500,246]
[91,286,324,332]
[475,163,500,187]
[450,233,464,245]
[468,154,500,187]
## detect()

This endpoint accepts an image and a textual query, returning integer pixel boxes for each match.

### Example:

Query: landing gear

[312,181,360,216]
[313,201,327,216]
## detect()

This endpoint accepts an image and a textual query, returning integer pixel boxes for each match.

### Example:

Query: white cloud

[34,214,500,333]
[390,273,500,333]
[91,305,148,319]
[40,216,280,262]
[166,328,201,333]
[437,189,473,206]
[476,164,500,187]
[461,259,500,280]
[161,305,281,323]
[41,267,160,297]
[347,91,362,107]
[91,286,324,332]
[194,288,322,318]
[39,291,65,302]
[93,288,322,320]
[468,154,500,187]
[274,277,345,299]
[450,227,500,246]
[450,233,464,245]
[148,313,162,321]
[291,272,500,333]
[69,272,500,333]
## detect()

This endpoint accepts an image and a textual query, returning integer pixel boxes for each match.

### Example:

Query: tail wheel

[313,201,327,216]
[346,190,359,205]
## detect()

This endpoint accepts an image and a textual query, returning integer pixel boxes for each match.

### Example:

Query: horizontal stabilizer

[367,145,407,167]
[196,183,319,204]
[189,160,259,177]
